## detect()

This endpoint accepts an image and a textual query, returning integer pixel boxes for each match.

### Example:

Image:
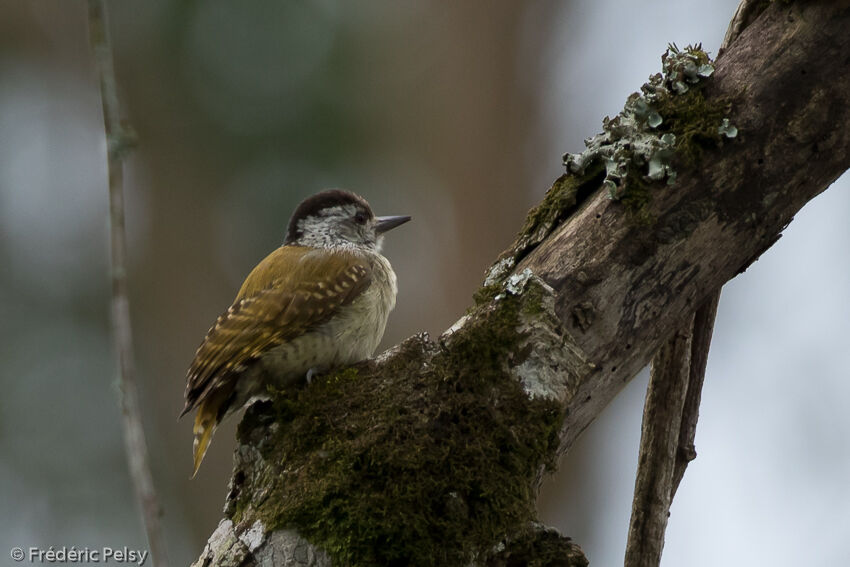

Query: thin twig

[670,293,720,499]
[86,3,169,567]
[624,293,719,567]
[623,319,694,567]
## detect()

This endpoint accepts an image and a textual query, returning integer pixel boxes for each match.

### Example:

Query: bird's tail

[192,402,218,478]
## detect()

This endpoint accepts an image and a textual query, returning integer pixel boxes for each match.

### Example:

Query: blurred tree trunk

[192,2,850,565]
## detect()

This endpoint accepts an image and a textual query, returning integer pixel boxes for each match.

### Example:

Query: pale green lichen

[563,44,737,211]
[718,118,738,138]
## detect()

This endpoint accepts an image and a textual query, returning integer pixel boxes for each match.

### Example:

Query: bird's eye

[354,211,368,224]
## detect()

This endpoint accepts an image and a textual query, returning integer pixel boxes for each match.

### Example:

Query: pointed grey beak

[375,215,411,234]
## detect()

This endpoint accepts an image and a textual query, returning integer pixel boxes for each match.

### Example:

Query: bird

[180,189,410,477]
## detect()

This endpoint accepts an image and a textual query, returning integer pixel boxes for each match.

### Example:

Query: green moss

[619,164,656,223]
[518,174,579,247]
[229,287,564,566]
[653,85,730,164]
[519,284,547,317]
[483,163,606,288]
[488,525,588,567]
[472,282,504,309]
[517,164,605,253]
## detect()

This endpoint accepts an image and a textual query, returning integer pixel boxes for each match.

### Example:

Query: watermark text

[10,547,148,566]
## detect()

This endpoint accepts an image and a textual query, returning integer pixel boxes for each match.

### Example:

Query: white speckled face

[295,204,380,250]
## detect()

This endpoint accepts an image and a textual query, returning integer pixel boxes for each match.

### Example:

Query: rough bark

[193,1,850,565]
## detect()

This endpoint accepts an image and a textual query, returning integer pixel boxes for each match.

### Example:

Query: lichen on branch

[563,44,737,216]
[485,45,738,286]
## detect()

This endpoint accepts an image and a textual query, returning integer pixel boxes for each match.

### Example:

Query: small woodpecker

[180,189,410,476]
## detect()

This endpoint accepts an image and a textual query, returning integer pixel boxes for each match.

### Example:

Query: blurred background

[1,1,848,566]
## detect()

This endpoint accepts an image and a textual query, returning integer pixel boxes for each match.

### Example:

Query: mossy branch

[194,1,850,565]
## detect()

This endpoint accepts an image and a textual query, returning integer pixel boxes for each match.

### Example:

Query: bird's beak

[375,215,411,234]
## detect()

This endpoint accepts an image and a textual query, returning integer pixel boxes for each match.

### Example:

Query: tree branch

[518,0,850,456]
[195,1,850,564]
[624,320,694,567]
[86,3,168,567]
[624,3,766,562]
[671,293,720,499]
[624,291,720,567]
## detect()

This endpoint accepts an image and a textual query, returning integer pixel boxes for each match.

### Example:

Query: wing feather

[181,251,370,416]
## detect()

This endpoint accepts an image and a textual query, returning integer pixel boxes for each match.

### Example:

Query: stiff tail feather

[192,403,218,478]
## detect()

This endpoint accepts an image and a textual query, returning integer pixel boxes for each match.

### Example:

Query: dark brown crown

[285,190,373,244]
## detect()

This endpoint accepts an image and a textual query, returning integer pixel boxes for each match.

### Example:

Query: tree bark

[623,1,742,560]
[193,1,850,565]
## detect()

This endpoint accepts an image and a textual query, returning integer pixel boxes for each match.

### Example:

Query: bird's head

[284,190,410,251]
